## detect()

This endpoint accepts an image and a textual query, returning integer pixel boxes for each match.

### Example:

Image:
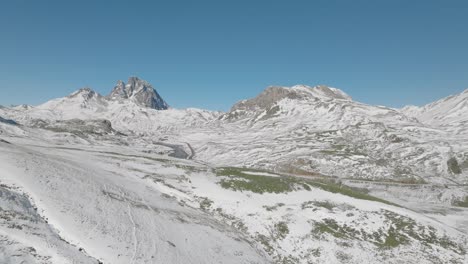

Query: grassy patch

[216,167,310,194]
[310,210,466,254]
[305,179,399,207]
[302,200,336,210]
[312,218,360,240]
[310,248,321,257]
[335,251,352,262]
[216,167,398,207]
[313,201,336,210]
[452,196,468,208]
[274,221,289,240]
[263,203,285,211]
[378,210,466,252]
[447,157,462,174]
[199,197,213,211]
[256,234,274,254]
[173,163,207,173]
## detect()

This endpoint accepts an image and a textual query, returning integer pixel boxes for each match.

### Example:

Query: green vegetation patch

[216,167,310,194]
[263,203,285,211]
[216,167,398,207]
[312,218,360,240]
[305,179,399,207]
[379,210,465,253]
[453,196,468,208]
[256,234,274,254]
[310,210,466,254]
[335,251,352,262]
[447,157,462,174]
[199,197,213,211]
[274,221,290,240]
[173,163,207,173]
[302,200,336,210]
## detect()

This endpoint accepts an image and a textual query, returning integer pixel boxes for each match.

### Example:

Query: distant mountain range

[1,77,467,184]
[0,77,467,264]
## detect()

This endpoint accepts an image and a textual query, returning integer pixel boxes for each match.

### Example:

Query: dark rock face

[109,80,127,99]
[0,139,11,144]
[0,116,18,125]
[108,77,169,110]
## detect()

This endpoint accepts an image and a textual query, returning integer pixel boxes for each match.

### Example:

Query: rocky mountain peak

[69,87,101,101]
[109,80,127,99]
[108,77,169,110]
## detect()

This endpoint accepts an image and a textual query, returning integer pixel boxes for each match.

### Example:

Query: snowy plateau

[0,77,467,264]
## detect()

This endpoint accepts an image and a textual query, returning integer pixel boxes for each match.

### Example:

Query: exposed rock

[0,116,18,125]
[108,77,169,110]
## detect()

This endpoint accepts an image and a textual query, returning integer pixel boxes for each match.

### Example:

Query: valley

[0,77,467,263]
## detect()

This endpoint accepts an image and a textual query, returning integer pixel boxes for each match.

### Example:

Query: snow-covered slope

[402,89,468,133]
[35,88,109,119]
[0,140,269,264]
[0,128,466,264]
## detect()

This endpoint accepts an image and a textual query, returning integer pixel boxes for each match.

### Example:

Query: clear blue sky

[1,0,467,110]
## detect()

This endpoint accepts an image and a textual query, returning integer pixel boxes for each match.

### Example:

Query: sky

[0,0,467,111]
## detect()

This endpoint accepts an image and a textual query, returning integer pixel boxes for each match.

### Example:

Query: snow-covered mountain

[32,77,168,119]
[36,88,108,116]
[0,80,467,264]
[2,83,467,184]
[185,85,466,187]
[223,85,412,128]
[2,81,468,182]
[402,89,468,133]
[3,78,217,134]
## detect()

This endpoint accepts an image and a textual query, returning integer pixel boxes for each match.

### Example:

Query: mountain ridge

[0,80,467,264]
[1,80,467,184]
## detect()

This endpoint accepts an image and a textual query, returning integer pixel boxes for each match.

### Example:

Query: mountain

[229,85,351,113]
[40,87,107,109]
[0,82,467,264]
[230,85,352,113]
[11,104,34,110]
[3,83,465,184]
[402,89,468,133]
[0,78,218,137]
[2,83,466,184]
[34,77,168,119]
[190,85,467,186]
[28,87,109,121]
[108,77,169,110]
[223,85,411,127]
